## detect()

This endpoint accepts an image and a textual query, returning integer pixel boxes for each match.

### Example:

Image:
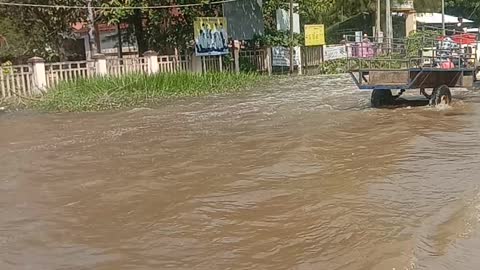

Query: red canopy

[437,34,478,45]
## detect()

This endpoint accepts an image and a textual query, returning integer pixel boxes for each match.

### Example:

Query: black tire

[371,89,394,108]
[430,85,452,106]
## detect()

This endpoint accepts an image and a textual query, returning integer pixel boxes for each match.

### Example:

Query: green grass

[33,72,263,112]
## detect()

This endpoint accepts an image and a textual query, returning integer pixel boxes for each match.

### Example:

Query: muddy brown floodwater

[2,74,480,270]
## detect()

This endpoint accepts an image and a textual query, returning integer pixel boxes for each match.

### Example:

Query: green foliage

[319,57,410,74]
[0,0,85,61]
[405,30,440,57]
[300,0,336,24]
[334,0,375,19]
[0,18,30,62]
[239,57,257,72]
[99,0,135,25]
[1,60,12,75]
[319,59,349,74]
[445,0,480,24]
[95,0,221,54]
[414,0,442,11]
[260,0,332,47]
[262,0,338,29]
[252,30,304,47]
[34,72,263,112]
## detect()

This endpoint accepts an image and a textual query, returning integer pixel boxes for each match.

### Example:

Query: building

[72,22,138,60]
[70,6,186,60]
[391,0,417,36]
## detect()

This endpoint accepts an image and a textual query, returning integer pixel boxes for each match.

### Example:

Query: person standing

[454,17,467,34]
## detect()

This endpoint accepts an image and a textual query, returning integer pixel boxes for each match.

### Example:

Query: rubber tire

[430,85,452,106]
[371,89,394,108]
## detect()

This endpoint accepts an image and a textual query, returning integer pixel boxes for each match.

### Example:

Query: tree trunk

[117,23,123,58]
[94,23,102,54]
[133,9,148,55]
[57,41,67,62]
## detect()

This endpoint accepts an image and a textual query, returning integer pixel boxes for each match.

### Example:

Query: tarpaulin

[437,34,477,45]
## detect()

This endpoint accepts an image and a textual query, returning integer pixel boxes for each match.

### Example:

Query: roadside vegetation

[30,72,263,112]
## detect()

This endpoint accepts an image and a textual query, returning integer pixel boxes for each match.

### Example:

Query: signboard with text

[304,24,325,46]
[272,46,301,67]
[324,45,347,61]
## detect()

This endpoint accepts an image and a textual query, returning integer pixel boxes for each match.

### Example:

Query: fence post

[93,54,107,76]
[144,50,159,74]
[28,57,47,94]
[191,54,202,73]
[298,47,303,75]
[234,40,241,73]
[219,55,223,72]
[265,47,272,76]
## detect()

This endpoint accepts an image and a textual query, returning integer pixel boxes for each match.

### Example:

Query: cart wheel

[430,85,452,106]
[371,89,394,108]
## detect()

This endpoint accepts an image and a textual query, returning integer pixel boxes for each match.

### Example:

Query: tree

[445,0,480,24]
[96,0,220,55]
[259,0,337,46]
[0,18,31,63]
[0,0,86,61]
[98,0,136,57]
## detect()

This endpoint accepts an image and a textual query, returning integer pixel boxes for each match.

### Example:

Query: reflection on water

[1,74,480,270]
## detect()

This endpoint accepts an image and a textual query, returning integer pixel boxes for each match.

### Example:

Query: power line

[0,0,237,10]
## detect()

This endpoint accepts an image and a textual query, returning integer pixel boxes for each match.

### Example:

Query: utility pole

[385,0,392,52]
[376,0,381,38]
[87,0,98,58]
[441,0,446,35]
[289,0,294,74]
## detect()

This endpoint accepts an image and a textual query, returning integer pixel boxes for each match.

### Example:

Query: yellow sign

[304,24,325,46]
[194,17,229,56]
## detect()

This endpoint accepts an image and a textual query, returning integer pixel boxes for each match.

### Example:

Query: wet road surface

[1,74,480,269]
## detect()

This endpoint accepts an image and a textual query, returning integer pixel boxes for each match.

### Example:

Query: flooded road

[2,74,480,270]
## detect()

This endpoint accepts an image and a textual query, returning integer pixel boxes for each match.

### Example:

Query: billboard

[223,0,264,40]
[194,17,229,56]
[304,24,325,46]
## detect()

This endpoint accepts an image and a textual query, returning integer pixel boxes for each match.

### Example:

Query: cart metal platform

[345,30,479,108]
[350,68,475,90]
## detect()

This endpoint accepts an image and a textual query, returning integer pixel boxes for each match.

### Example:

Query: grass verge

[32,72,264,112]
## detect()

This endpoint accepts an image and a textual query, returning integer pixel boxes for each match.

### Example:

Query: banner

[304,24,325,46]
[272,46,301,67]
[194,17,229,56]
[324,45,347,61]
[276,4,300,33]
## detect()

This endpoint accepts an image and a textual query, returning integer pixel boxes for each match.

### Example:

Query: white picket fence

[107,57,148,76]
[0,49,270,99]
[45,61,94,89]
[0,65,33,98]
[157,55,192,73]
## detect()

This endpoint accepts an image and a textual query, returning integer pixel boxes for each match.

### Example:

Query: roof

[72,22,130,34]
[71,7,184,35]
[417,13,474,24]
